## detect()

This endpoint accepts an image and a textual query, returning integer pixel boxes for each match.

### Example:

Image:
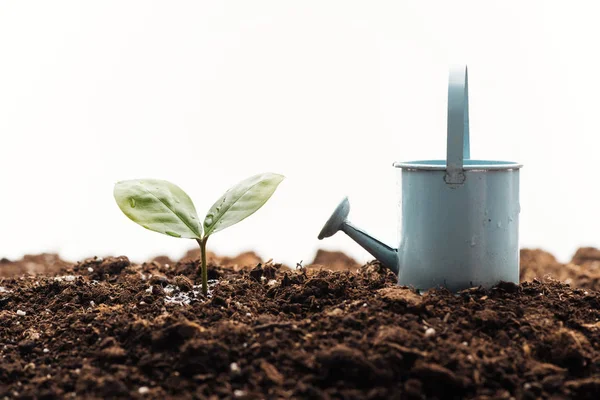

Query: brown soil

[309,250,360,271]
[1,249,600,399]
[520,248,600,290]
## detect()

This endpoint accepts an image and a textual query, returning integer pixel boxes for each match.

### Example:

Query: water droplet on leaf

[129,198,136,208]
[497,222,502,228]
[205,215,214,226]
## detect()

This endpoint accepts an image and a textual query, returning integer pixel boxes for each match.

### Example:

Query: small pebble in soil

[326,308,344,317]
[24,363,35,371]
[87,267,94,273]
[53,275,77,282]
[16,310,26,316]
[138,386,149,395]
[43,348,49,353]
[150,274,168,285]
[424,327,436,337]
[173,276,193,292]
[230,362,240,374]
[160,287,172,297]
[234,390,245,398]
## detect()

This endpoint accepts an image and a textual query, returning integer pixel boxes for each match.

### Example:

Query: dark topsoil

[2,248,600,399]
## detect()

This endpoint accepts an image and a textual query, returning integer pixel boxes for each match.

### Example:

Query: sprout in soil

[113,173,284,296]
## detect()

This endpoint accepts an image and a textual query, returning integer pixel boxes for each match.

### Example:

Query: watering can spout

[318,197,399,274]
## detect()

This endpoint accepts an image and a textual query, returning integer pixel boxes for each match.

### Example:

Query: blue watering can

[318,66,522,291]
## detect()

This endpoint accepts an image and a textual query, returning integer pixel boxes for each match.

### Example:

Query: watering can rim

[393,159,522,171]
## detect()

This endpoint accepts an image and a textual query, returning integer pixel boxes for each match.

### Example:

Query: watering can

[318,66,522,292]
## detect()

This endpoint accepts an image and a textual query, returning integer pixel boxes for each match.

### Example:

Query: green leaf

[114,179,202,239]
[203,173,284,237]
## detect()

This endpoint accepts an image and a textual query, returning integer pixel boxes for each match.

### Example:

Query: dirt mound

[178,249,262,270]
[520,249,564,282]
[571,247,600,269]
[521,248,600,290]
[0,250,265,278]
[309,249,360,271]
[0,253,72,277]
[2,250,600,398]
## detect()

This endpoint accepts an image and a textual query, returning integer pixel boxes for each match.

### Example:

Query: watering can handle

[445,65,470,184]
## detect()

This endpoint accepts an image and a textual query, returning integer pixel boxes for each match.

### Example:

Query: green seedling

[114,173,284,295]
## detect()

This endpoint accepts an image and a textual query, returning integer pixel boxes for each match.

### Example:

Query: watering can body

[318,66,522,292]
[394,163,520,291]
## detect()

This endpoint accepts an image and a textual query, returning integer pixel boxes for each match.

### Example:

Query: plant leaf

[114,179,202,239]
[203,173,284,237]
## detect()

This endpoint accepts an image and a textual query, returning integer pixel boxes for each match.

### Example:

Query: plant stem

[196,237,209,296]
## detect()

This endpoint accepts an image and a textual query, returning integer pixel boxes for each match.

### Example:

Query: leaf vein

[204,184,260,235]
[141,186,201,238]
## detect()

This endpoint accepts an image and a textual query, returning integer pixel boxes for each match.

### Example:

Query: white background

[1,1,599,266]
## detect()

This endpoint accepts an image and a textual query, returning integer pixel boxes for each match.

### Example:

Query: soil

[1,248,600,399]
[309,250,360,272]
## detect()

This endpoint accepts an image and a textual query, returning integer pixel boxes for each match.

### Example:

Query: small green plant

[114,173,284,295]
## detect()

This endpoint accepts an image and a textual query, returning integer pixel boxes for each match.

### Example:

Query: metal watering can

[318,66,522,292]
